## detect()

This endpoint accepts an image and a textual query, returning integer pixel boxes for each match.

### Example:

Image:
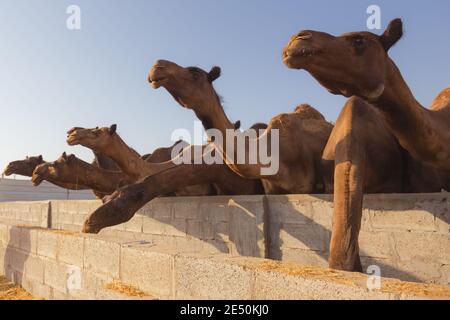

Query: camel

[66,124,179,181]
[282,19,450,271]
[67,124,263,197]
[83,161,265,233]
[2,155,96,192]
[79,60,335,233]
[32,153,134,196]
[3,155,45,178]
[283,18,450,171]
[148,59,334,194]
[3,153,127,199]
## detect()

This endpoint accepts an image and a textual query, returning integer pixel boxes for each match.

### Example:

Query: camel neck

[374,59,424,128]
[195,93,235,133]
[73,159,124,193]
[371,59,450,167]
[103,135,143,178]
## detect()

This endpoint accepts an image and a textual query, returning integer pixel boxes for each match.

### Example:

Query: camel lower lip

[32,176,43,186]
[66,136,78,145]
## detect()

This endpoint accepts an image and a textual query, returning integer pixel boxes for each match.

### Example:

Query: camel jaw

[149,77,167,89]
[3,165,15,176]
[31,174,44,186]
[283,46,322,69]
[66,134,80,146]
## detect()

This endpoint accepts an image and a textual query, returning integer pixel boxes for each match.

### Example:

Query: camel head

[66,124,117,150]
[3,155,44,177]
[31,152,77,186]
[148,59,221,113]
[283,19,403,100]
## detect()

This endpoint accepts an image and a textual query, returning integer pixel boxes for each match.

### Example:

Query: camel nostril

[295,31,313,40]
[154,59,168,67]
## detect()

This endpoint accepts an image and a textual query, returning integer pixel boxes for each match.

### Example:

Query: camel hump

[294,104,326,120]
[431,87,450,110]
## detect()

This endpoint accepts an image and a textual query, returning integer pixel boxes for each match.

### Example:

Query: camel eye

[352,36,367,47]
[192,71,201,80]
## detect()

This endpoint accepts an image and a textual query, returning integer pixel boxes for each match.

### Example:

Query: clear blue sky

[1,0,449,174]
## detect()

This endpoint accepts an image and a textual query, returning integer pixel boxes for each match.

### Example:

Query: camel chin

[31,175,44,186]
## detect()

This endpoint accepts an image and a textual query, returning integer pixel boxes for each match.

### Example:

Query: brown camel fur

[148,60,334,194]
[283,19,450,271]
[283,18,450,171]
[67,124,263,197]
[83,161,263,233]
[66,124,177,181]
[32,153,133,195]
[2,155,95,192]
[3,155,45,178]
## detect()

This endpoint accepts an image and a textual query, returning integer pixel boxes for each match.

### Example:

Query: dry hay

[243,260,450,299]
[15,225,79,236]
[104,281,150,298]
[0,276,41,300]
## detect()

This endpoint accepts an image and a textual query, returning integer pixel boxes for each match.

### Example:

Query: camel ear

[38,155,43,162]
[233,120,241,130]
[380,18,403,51]
[109,124,117,135]
[61,152,68,162]
[207,66,221,82]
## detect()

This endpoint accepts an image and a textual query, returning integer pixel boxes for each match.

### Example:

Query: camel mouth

[283,44,322,68]
[66,134,80,146]
[149,76,167,89]
[31,173,44,186]
[3,166,15,176]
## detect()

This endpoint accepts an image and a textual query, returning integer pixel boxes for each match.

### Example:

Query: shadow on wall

[267,193,450,284]
[3,226,31,286]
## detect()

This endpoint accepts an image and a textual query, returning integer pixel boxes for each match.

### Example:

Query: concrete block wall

[1,223,449,300]
[0,193,449,285]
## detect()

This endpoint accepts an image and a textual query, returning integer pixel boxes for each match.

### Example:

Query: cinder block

[143,217,170,236]
[370,209,436,232]
[0,223,10,246]
[150,200,173,219]
[174,255,254,299]
[23,254,45,283]
[58,234,84,266]
[175,237,205,253]
[228,199,265,258]
[186,220,203,239]
[359,231,393,259]
[281,248,328,267]
[214,222,229,241]
[164,219,187,237]
[393,232,450,265]
[252,268,395,300]
[9,226,21,249]
[19,228,38,254]
[44,260,70,294]
[68,270,100,299]
[37,231,58,259]
[199,201,228,222]
[202,239,230,254]
[123,215,143,233]
[279,223,329,252]
[120,247,174,298]
[83,236,120,277]
[395,259,443,284]
[52,289,70,300]
[30,279,53,299]
[173,200,200,219]
[269,199,314,225]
